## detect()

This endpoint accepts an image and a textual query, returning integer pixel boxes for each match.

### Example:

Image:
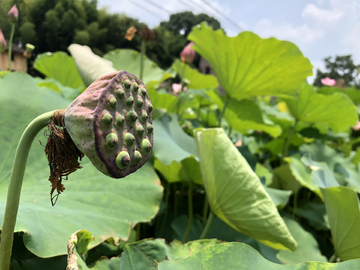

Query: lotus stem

[159,182,171,236]
[0,110,56,270]
[282,120,298,160]
[218,95,230,127]
[200,211,214,239]
[182,181,193,243]
[8,24,15,71]
[202,195,209,228]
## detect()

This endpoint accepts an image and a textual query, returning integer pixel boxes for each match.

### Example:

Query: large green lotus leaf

[154,156,203,185]
[295,202,330,230]
[0,73,163,257]
[103,49,175,89]
[148,89,177,113]
[33,51,85,91]
[277,217,327,264]
[271,165,302,194]
[172,59,218,89]
[321,186,360,261]
[158,242,360,270]
[195,128,297,251]
[153,114,198,165]
[285,84,357,132]
[206,89,281,137]
[187,22,313,100]
[68,44,117,87]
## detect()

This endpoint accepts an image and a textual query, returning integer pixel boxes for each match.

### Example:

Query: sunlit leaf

[188,22,313,100]
[285,84,357,132]
[34,51,85,91]
[195,128,297,251]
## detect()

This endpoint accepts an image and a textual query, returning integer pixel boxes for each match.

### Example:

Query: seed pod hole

[116,151,131,169]
[140,88,147,97]
[109,97,117,109]
[102,113,112,125]
[116,114,125,127]
[136,98,144,108]
[140,111,148,122]
[141,139,152,155]
[125,96,134,106]
[127,111,138,123]
[106,133,118,150]
[125,133,135,146]
[116,88,125,100]
[146,123,153,134]
[136,125,145,137]
[124,79,131,89]
[132,82,139,92]
[133,150,142,165]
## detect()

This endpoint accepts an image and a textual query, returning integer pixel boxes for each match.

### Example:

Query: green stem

[8,24,15,71]
[182,182,193,243]
[282,120,298,160]
[218,95,230,127]
[180,63,186,91]
[139,40,146,81]
[0,110,56,270]
[292,190,298,219]
[159,182,171,237]
[329,254,337,263]
[202,195,209,228]
[228,127,232,137]
[200,211,214,239]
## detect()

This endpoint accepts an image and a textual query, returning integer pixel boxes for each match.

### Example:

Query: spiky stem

[8,24,15,71]
[0,110,56,270]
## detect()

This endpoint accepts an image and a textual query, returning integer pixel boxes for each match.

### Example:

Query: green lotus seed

[126,96,134,106]
[125,133,135,146]
[146,102,153,113]
[135,98,144,108]
[132,82,139,92]
[116,114,125,127]
[140,111,148,122]
[127,111,138,123]
[102,113,112,125]
[116,151,131,169]
[109,97,117,109]
[146,123,153,134]
[116,89,125,100]
[141,139,152,155]
[136,125,144,137]
[124,79,131,89]
[106,133,118,150]
[140,87,147,97]
[133,150,142,165]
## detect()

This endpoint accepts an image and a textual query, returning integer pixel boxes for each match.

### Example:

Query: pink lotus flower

[172,83,187,95]
[0,29,6,53]
[180,42,195,64]
[321,77,336,86]
[352,120,360,131]
[235,140,242,147]
[8,5,19,23]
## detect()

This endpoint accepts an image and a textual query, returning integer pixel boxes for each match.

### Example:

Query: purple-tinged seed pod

[64,71,153,178]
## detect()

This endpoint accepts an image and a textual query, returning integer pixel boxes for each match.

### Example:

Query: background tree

[313,55,360,88]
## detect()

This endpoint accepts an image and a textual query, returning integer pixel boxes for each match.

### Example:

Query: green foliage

[1,21,360,269]
[313,55,360,88]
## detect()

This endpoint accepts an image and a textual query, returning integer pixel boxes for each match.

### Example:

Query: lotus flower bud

[180,42,195,64]
[0,29,6,53]
[8,5,19,23]
[64,71,153,178]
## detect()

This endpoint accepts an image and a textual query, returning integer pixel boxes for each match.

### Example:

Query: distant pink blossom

[0,29,6,53]
[235,140,242,147]
[172,83,187,95]
[352,121,360,131]
[321,77,336,86]
[180,42,195,64]
[8,5,19,23]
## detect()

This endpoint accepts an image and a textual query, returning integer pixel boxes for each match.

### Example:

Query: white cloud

[302,4,343,25]
[254,19,323,43]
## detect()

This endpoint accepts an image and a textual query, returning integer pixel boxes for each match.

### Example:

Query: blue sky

[98,0,360,82]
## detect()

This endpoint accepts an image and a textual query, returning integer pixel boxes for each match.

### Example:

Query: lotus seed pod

[64,71,153,178]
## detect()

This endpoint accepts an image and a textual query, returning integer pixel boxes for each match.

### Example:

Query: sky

[98,0,360,83]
